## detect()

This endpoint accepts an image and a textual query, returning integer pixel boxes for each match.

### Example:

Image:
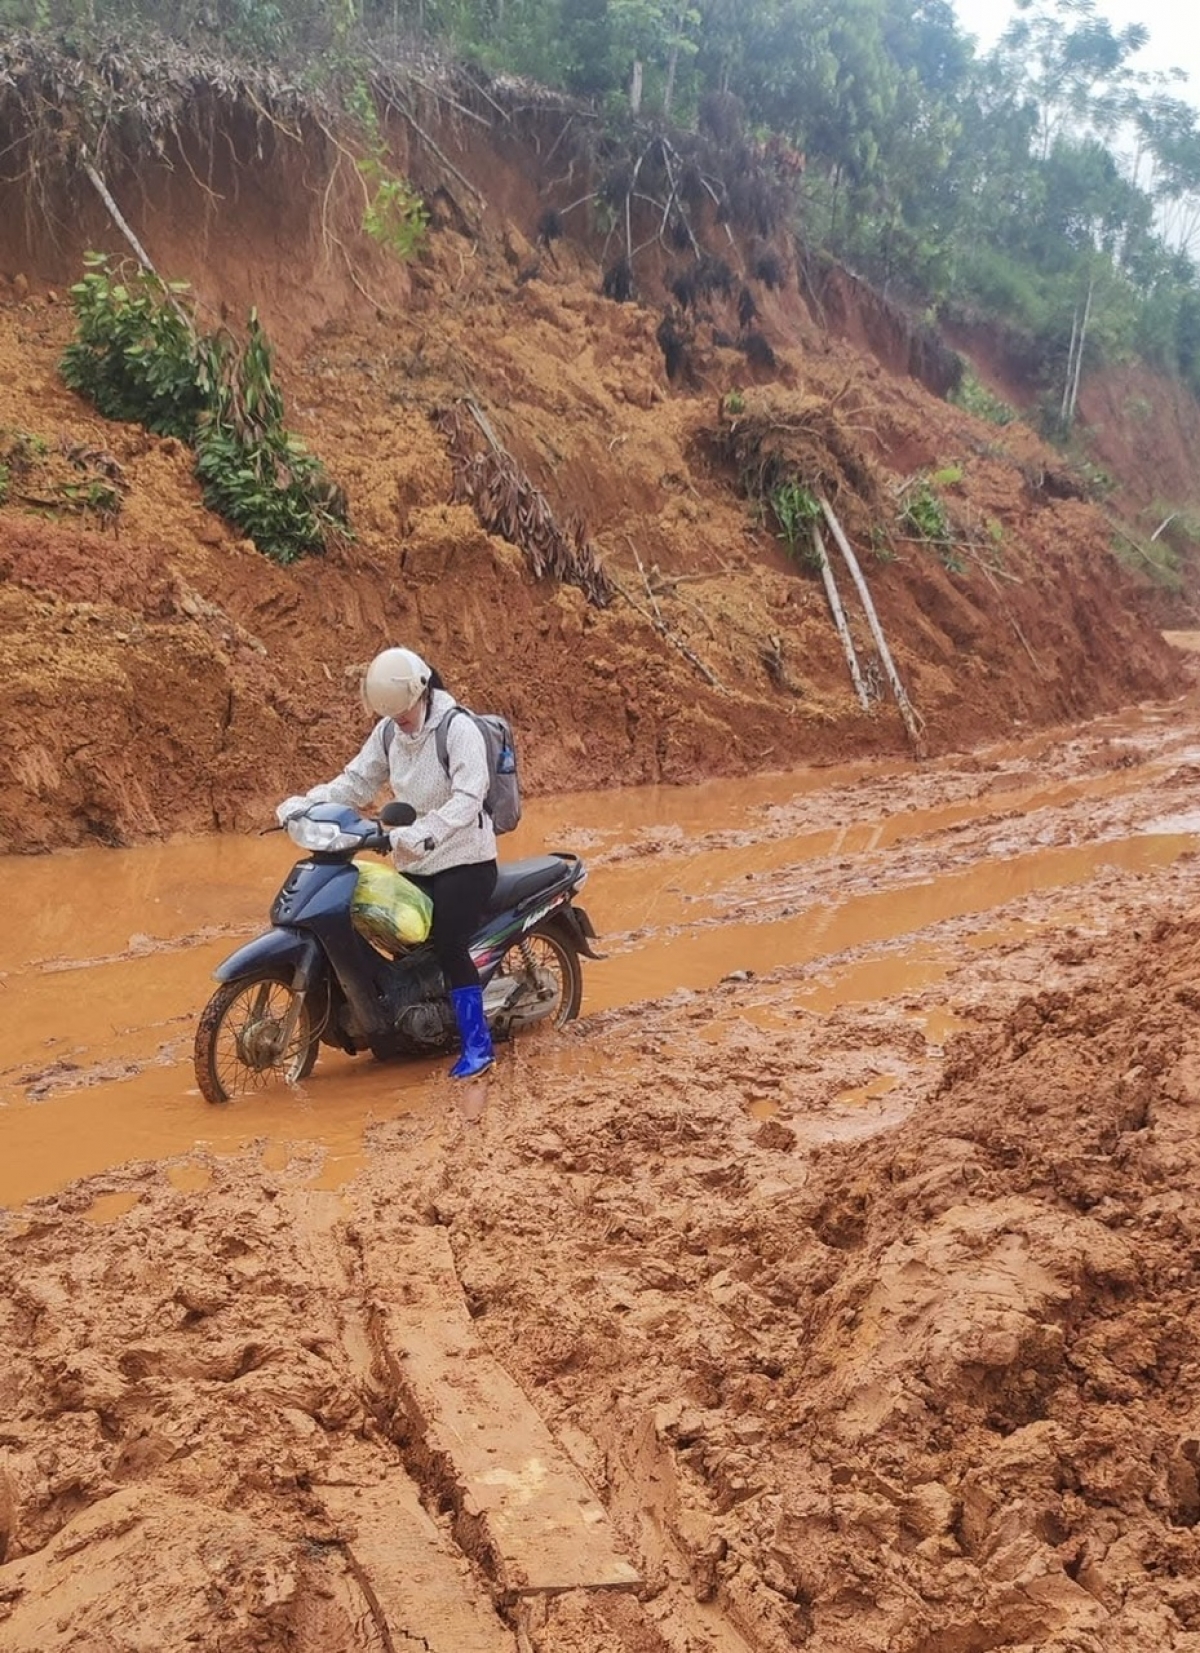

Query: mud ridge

[5,699,1200,1648]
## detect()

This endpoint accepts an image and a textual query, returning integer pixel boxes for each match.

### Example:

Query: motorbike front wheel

[194,971,318,1104]
[490,920,583,1033]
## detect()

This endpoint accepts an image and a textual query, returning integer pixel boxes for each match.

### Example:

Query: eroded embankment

[0,60,1189,851]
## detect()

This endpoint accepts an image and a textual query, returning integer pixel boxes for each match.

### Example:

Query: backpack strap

[434,704,465,776]
[384,709,464,771]
[435,707,492,822]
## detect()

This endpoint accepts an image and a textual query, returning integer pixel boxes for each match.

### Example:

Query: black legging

[407,860,498,990]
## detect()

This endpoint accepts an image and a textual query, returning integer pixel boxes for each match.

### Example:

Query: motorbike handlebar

[268,799,416,853]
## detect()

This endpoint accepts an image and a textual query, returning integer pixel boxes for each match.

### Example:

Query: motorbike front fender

[213,928,321,986]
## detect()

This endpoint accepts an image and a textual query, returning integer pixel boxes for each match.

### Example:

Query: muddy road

[3,662,1200,1651]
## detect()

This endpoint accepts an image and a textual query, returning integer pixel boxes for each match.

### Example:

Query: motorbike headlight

[288,817,362,853]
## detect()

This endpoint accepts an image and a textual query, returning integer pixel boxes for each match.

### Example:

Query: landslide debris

[0,52,1189,855]
[4,880,1200,1650]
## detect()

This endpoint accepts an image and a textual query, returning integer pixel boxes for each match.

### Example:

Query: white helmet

[362,647,431,718]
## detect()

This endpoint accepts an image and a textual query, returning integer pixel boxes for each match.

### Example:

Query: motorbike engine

[394,999,456,1050]
[361,950,454,1057]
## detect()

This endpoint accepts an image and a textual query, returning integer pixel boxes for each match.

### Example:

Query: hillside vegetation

[0,40,1196,849]
[9,0,1200,422]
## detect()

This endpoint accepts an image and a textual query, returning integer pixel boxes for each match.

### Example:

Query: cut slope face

[0,66,1188,849]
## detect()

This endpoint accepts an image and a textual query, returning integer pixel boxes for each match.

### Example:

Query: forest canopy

[4,0,1200,422]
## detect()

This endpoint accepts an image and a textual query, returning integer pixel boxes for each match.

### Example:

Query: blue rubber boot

[449,985,495,1079]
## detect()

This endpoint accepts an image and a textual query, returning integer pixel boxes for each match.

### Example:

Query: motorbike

[194,800,601,1103]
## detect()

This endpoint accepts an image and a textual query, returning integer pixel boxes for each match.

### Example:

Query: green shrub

[59,255,347,564]
[349,80,429,262]
[60,255,210,439]
[956,246,1049,335]
[898,475,963,572]
[360,160,429,259]
[1111,532,1182,591]
[900,479,950,542]
[195,316,347,565]
[950,370,1016,426]
[770,479,822,565]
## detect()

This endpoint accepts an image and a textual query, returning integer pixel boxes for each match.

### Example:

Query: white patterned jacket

[305,689,496,876]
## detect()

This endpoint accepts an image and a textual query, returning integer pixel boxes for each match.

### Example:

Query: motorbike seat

[488,855,574,916]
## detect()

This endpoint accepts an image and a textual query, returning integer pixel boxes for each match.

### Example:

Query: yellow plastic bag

[351,862,433,953]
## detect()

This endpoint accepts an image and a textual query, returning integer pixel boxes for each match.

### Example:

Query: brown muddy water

[2,698,1197,1208]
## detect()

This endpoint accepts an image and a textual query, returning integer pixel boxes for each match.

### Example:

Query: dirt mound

[375,904,1199,1651]
[714,384,890,536]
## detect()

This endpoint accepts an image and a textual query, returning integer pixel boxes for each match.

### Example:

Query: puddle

[589,831,1196,1016]
[964,920,1040,950]
[0,1049,444,1208]
[1,709,1196,1207]
[167,1162,214,1193]
[590,766,1172,934]
[308,1152,367,1190]
[83,1190,142,1223]
[915,1007,972,1046]
[792,948,952,1015]
[836,1074,900,1107]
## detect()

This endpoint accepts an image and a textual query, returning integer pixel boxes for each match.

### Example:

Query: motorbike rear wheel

[491,920,583,1032]
[194,971,318,1104]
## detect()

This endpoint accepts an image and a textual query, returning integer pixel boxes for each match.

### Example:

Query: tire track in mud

[283,1189,517,1652]
[280,1190,759,1653]
[282,1189,644,1649]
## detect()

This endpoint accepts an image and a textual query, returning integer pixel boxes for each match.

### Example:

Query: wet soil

[4,77,1200,1652]
[3,659,1200,1651]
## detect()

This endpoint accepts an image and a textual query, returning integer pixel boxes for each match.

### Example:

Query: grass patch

[950,369,1017,427]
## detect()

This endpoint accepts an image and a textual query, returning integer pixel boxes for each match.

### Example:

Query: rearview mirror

[379,801,417,829]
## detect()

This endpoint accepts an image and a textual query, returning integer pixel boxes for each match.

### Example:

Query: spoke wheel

[194,971,318,1104]
[491,922,583,1033]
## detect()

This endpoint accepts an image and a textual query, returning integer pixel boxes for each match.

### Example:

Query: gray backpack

[383,705,522,834]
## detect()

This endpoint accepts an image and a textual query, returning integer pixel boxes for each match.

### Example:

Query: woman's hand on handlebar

[275,794,311,826]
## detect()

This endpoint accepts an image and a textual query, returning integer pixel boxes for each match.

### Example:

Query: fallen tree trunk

[810,522,870,711]
[82,161,161,277]
[820,496,925,755]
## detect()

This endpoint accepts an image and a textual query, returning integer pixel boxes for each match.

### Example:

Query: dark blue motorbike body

[212,804,598,1060]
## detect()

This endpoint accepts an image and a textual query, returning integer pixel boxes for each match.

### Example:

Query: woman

[279,646,498,1079]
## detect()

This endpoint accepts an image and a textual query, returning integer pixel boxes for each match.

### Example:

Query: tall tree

[992,0,1149,159]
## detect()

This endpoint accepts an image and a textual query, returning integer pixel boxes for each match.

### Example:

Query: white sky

[949,0,1200,110]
